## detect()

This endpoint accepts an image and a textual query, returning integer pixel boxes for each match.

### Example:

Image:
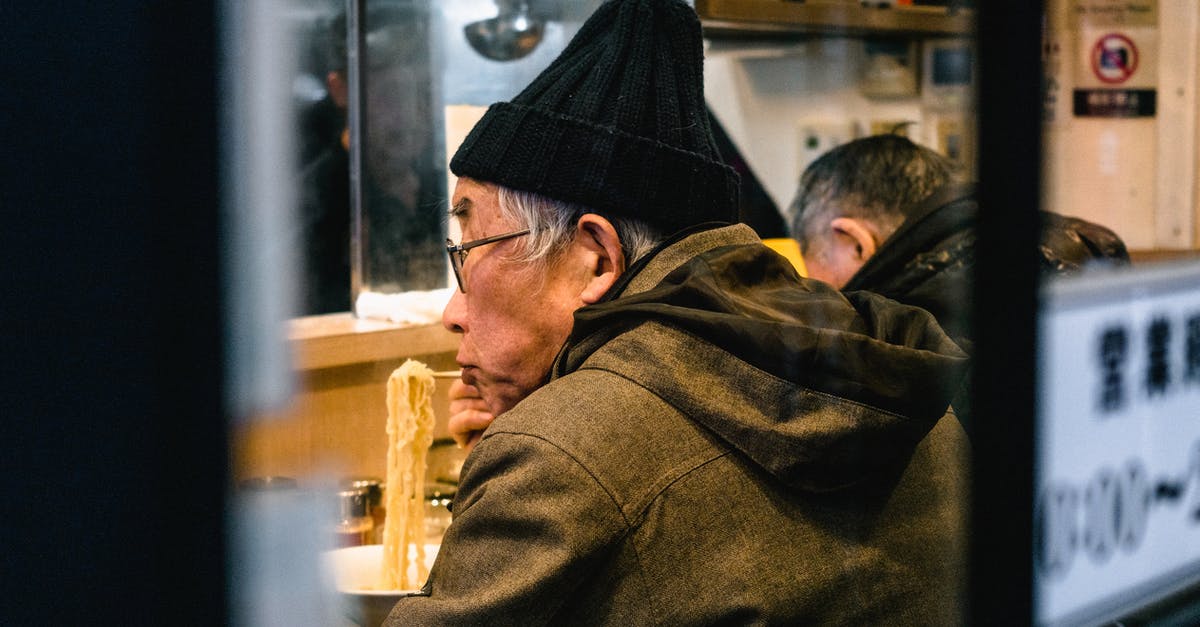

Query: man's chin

[483,386,526,418]
[459,366,479,388]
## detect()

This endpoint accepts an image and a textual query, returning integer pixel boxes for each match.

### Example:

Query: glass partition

[290,0,448,317]
[243,0,1200,623]
[349,1,448,310]
[1032,1,1200,624]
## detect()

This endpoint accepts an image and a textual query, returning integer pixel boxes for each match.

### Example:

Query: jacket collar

[844,183,977,292]
[601,222,753,300]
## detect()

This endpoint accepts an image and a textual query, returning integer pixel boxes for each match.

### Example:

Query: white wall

[705,2,1200,252]
[1042,0,1198,250]
[704,38,936,227]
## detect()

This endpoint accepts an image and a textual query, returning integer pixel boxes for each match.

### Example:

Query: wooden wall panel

[232,317,461,488]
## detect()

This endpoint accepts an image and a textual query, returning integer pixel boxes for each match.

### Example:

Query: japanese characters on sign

[1036,261,1200,626]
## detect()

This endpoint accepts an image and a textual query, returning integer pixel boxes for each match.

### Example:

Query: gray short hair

[495,185,665,271]
[787,134,964,253]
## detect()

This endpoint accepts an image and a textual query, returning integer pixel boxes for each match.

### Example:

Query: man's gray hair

[787,134,964,253]
[496,185,665,271]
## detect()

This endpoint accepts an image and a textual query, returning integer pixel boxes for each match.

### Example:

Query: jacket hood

[553,224,968,492]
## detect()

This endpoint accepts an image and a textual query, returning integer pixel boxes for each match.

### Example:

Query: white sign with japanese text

[1036,260,1200,626]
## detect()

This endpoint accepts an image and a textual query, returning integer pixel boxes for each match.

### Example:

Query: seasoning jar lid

[337,487,371,521]
[341,477,383,508]
[424,480,457,500]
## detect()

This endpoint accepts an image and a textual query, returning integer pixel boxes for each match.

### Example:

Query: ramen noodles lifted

[381,359,435,590]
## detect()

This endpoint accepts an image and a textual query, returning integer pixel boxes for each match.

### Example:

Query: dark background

[1,4,227,624]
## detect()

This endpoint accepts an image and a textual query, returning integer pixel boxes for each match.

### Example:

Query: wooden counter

[232,313,461,487]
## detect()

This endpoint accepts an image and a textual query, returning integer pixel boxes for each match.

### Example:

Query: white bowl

[324,543,439,626]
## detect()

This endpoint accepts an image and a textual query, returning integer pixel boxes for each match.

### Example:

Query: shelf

[695,0,974,39]
[288,313,459,371]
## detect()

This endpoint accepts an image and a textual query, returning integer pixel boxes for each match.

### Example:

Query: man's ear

[829,217,878,262]
[574,214,626,304]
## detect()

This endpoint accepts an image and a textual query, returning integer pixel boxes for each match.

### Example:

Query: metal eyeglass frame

[444,228,532,293]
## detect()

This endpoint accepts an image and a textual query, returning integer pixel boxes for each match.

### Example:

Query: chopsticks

[431,370,463,379]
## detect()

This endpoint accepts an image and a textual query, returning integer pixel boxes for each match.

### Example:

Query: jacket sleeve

[384,430,630,625]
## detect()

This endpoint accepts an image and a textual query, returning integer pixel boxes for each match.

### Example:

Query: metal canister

[334,487,374,547]
[342,477,385,544]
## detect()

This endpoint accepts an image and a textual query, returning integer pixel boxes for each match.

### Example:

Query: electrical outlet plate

[797,119,860,170]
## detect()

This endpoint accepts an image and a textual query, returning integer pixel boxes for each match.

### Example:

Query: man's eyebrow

[449,198,471,219]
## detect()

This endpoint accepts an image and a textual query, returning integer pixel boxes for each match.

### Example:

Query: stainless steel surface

[440,0,605,106]
[464,0,545,61]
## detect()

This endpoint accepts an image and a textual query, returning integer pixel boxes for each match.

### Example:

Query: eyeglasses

[445,228,531,293]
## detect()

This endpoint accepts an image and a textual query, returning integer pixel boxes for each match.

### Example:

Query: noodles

[380,359,436,590]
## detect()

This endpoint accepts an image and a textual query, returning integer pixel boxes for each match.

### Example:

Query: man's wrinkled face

[441,177,589,417]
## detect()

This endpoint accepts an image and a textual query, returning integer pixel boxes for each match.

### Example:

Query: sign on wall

[1035,261,1200,625]
[1072,0,1158,117]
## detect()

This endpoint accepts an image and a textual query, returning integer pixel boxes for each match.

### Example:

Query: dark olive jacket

[842,185,1130,436]
[844,184,1131,353]
[388,224,971,626]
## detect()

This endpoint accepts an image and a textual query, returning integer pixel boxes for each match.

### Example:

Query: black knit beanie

[450,0,740,236]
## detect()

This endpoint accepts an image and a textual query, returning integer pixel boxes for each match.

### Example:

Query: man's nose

[442,289,466,333]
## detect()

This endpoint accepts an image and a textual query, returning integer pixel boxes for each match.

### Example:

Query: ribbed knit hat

[450,0,740,236]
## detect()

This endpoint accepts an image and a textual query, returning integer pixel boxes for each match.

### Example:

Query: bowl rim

[324,543,438,597]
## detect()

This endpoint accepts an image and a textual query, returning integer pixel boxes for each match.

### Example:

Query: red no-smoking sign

[1091,33,1138,84]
